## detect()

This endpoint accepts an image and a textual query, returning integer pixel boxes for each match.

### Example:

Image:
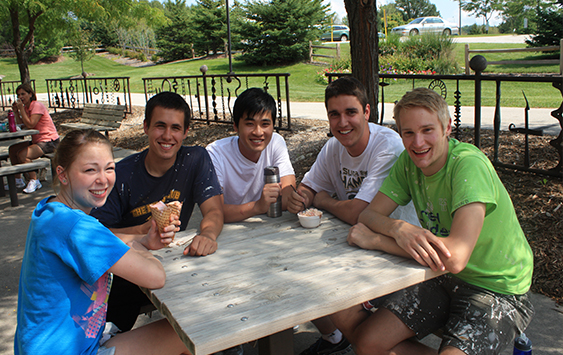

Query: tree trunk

[9,3,41,85]
[343,0,379,123]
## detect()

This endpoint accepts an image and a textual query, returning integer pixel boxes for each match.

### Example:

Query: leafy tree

[69,26,98,77]
[1,0,131,84]
[461,0,502,32]
[394,0,440,22]
[498,0,537,35]
[236,0,329,66]
[378,3,405,33]
[526,1,563,47]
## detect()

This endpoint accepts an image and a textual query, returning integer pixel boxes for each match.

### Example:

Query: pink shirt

[25,101,59,144]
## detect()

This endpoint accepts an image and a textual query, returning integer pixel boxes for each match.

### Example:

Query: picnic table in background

[142,211,445,355]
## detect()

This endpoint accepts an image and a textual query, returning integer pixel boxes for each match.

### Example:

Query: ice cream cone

[150,201,183,238]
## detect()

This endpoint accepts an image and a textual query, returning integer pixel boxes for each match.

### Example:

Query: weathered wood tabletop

[142,211,443,355]
[0,129,39,142]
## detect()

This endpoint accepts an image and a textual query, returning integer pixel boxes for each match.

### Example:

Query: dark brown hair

[16,83,37,101]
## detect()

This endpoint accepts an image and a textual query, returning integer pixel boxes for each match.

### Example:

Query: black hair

[145,91,192,131]
[233,88,276,127]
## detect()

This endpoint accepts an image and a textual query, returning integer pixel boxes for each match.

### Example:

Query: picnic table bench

[60,103,126,136]
[0,159,50,207]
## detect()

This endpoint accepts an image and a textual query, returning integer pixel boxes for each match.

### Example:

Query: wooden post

[309,41,313,62]
[465,44,470,75]
[559,38,563,75]
[336,43,341,60]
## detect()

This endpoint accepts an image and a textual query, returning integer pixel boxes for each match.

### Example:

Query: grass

[0,39,560,108]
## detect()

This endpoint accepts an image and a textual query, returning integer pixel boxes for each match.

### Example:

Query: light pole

[459,0,462,35]
[226,0,234,76]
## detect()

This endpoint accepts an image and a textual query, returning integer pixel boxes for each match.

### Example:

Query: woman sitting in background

[8,83,59,193]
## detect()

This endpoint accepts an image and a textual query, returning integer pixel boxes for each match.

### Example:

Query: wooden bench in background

[0,159,50,207]
[60,103,126,137]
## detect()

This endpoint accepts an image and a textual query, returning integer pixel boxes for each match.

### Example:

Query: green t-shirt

[380,138,533,295]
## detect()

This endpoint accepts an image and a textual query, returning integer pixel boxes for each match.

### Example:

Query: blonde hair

[393,88,450,132]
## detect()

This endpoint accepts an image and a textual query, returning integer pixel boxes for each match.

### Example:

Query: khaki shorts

[368,274,534,355]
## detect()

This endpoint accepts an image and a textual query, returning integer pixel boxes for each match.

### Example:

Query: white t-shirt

[301,123,419,224]
[207,133,295,205]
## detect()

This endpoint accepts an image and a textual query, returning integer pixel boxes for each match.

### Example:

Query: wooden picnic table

[142,211,444,355]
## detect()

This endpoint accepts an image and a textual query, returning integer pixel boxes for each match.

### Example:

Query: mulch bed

[50,107,563,305]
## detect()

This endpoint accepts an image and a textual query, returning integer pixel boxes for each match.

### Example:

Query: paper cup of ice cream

[297,208,322,228]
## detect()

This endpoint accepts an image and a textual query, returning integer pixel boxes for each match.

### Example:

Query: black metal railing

[143,72,292,131]
[0,80,36,110]
[327,71,563,178]
[45,77,132,113]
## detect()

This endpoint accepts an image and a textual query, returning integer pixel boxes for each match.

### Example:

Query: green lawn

[0,40,560,108]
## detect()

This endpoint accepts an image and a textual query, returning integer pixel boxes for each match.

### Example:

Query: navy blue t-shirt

[92,146,222,231]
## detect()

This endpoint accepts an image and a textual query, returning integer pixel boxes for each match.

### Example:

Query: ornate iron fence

[143,72,291,131]
[45,77,132,113]
[327,71,563,178]
[0,80,36,110]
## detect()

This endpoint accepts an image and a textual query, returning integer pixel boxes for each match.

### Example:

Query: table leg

[6,175,19,207]
[258,328,293,355]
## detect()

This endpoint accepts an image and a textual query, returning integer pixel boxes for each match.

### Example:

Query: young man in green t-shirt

[330,88,534,355]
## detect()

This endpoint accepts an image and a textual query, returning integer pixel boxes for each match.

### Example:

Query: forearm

[109,222,150,236]
[314,193,367,225]
[358,206,406,238]
[199,209,223,240]
[223,202,263,223]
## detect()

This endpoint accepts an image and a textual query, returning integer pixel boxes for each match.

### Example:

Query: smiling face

[397,106,452,176]
[144,106,189,169]
[327,95,370,157]
[234,110,274,163]
[59,143,115,214]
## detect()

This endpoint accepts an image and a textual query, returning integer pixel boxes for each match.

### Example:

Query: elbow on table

[144,270,166,289]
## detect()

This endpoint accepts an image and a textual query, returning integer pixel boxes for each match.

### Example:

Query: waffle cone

[150,201,182,238]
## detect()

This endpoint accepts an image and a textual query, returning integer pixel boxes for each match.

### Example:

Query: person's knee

[353,336,387,355]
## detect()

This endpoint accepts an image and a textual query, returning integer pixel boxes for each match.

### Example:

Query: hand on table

[347,222,381,250]
[393,222,451,272]
[183,233,218,256]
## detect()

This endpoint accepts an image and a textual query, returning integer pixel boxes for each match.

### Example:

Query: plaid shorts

[366,274,534,355]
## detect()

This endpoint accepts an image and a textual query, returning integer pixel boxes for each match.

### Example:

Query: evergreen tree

[155,1,196,62]
[191,0,226,56]
[236,0,329,66]
[526,1,563,47]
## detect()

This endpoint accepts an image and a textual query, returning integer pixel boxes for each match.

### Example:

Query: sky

[163,0,503,27]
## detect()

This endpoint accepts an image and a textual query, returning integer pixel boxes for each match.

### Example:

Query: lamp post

[459,0,462,35]
[226,0,234,76]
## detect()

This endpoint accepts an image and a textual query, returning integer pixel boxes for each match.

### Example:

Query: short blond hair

[393,88,450,132]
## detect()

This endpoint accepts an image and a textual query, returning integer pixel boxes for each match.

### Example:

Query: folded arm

[354,192,484,273]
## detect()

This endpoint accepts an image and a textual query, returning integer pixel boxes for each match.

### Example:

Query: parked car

[391,17,459,36]
[321,25,350,42]
[320,25,386,41]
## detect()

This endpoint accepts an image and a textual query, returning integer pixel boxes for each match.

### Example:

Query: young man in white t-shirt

[207,87,296,222]
[288,77,418,355]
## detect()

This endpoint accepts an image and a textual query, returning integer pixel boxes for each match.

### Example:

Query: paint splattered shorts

[365,274,534,355]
